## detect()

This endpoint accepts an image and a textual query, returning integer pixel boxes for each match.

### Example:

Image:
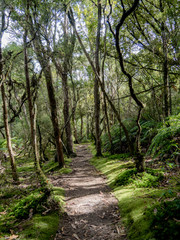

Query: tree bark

[43,64,65,167]
[61,13,74,155]
[160,0,169,119]
[80,114,83,140]
[94,0,102,156]
[53,56,74,155]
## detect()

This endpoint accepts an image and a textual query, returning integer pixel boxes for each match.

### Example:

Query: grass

[90,148,180,240]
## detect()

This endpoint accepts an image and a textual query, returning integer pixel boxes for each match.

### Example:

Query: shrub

[148,113,180,160]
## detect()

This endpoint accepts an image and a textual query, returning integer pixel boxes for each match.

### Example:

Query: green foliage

[146,196,180,240]
[148,114,180,160]
[9,191,47,219]
[132,170,164,188]
[0,139,7,151]
[101,120,159,154]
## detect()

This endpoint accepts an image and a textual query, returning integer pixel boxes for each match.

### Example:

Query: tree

[107,0,145,171]
[0,0,19,183]
[94,0,102,156]
[23,0,47,185]
[51,11,76,156]
[27,1,65,167]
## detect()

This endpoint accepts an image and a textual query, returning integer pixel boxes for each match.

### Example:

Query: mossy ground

[0,149,71,239]
[90,146,180,240]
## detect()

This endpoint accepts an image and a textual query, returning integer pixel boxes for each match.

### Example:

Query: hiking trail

[50,144,126,240]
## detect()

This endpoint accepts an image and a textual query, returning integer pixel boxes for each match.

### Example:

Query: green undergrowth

[90,151,180,240]
[0,150,72,239]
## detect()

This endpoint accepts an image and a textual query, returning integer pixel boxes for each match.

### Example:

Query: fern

[148,113,180,159]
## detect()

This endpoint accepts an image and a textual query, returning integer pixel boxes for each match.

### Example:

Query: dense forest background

[0,0,179,239]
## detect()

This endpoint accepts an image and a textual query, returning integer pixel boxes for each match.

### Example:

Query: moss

[52,187,65,208]
[19,213,59,240]
[110,169,137,187]
[90,152,179,240]
[9,191,47,219]
[17,162,34,173]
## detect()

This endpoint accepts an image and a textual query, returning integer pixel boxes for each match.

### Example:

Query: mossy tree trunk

[23,21,47,185]
[28,7,64,168]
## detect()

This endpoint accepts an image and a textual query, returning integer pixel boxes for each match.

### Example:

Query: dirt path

[52,144,126,240]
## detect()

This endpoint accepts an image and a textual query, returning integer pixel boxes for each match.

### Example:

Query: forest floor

[50,144,127,240]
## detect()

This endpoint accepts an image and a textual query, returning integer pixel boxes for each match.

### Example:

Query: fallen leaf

[73,233,80,240]
[115,224,120,234]
[8,234,19,240]
[71,223,76,229]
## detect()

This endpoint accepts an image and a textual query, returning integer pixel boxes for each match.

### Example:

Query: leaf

[8,235,19,240]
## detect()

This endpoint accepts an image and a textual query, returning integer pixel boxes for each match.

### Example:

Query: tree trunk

[70,72,79,144]
[23,24,47,185]
[43,64,65,167]
[86,113,90,139]
[94,0,102,156]
[61,13,74,155]
[28,11,64,167]
[0,2,19,183]
[80,114,83,140]
[62,71,74,155]
[101,19,113,154]
[160,0,169,119]
[1,84,19,183]
[112,0,145,171]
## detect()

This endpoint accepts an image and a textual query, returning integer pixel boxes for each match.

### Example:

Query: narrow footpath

[52,144,126,240]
